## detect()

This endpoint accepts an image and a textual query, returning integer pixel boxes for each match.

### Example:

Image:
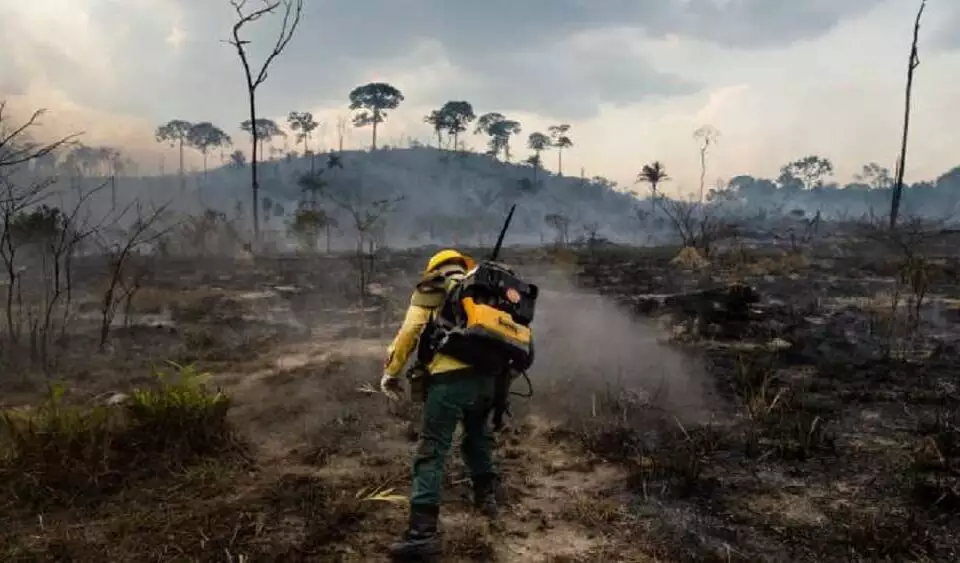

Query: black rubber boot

[388,504,442,560]
[472,475,499,519]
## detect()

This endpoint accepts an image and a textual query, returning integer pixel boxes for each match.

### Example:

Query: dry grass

[4,247,960,562]
[671,246,710,269]
[741,251,809,277]
[0,467,396,561]
[445,520,498,561]
[125,285,224,315]
[0,358,411,562]
[557,491,626,528]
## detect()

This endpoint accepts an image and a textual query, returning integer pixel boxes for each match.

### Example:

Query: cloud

[257,0,884,117]
[4,0,954,190]
[930,4,960,50]
[1,82,160,165]
[445,31,700,119]
[0,0,885,124]
[649,0,886,48]
[291,0,886,56]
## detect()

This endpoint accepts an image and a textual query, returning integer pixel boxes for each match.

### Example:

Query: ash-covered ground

[2,239,958,562]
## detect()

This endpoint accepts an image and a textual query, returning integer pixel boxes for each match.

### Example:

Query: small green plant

[123,361,234,461]
[0,382,119,500]
[0,362,240,507]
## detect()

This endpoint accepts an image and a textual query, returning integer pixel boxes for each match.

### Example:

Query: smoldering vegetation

[4,214,960,561]
[528,279,717,425]
[13,135,960,255]
[3,106,960,561]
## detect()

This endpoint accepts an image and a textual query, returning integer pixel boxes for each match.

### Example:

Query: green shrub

[0,383,119,501]
[0,362,242,507]
[122,361,234,461]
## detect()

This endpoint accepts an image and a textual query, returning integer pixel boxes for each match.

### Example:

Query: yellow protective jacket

[383,265,470,377]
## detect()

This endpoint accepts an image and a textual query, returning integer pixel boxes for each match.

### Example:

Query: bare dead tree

[544,213,571,246]
[0,181,110,369]
[336,115,348,153]
[164,208,247,257]
[658,199,738,257]
[94,201,173,350]
[316,181,401,337]
[0,104,85,371]
[324,191,402,298]
[0,178,54,347]
[769,209,822,253]
[0,103,79,170]
[855,212,955,362]
[581,221,601,254]
[889,0,926,230]
[304,167,401,295]
[693,125,720,204]
[859,213,951,327]
[227,0,304,246]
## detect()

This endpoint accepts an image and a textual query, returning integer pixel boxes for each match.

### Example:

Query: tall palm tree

[636,161,670,212]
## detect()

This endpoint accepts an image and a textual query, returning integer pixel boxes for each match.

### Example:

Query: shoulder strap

[410,266,464,309]
[411,273,446,308]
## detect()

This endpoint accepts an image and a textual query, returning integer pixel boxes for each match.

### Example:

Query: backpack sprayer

[489,204,516,262]
[411,204,538,429]
[487,204,536,395]
[465,204,537,429]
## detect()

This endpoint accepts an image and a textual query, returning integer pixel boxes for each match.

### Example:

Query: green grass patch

[0,362,246,508]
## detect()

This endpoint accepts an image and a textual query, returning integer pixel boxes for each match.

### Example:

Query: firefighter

[380,249,500,559]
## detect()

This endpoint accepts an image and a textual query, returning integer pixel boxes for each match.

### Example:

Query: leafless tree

[336,115,348,153]
[0,103,79,171]
[694,126,720,204]
[774,210,821,253]
[166,208,245,257]
[858,212,952,334]
[1,181,53,348]
[93,201,174,350]
[544,213,571,246]
[889,0,926,229]
[6,188,107,366]
[581,221,601,249]
[307,171,402,298]
[0,102,85,370]
[227,0,304,245]
[658,198,738,257]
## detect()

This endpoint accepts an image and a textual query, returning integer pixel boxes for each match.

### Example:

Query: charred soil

[2,245,958,562]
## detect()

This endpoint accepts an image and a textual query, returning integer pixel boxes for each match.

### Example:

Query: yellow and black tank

[423,260,538,372]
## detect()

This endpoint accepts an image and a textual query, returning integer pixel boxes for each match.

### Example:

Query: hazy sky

[2,0,958,196]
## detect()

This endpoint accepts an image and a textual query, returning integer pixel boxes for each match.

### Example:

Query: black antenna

[489,204,516,261]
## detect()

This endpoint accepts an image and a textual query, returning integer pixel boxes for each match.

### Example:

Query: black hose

[510,371,533,398]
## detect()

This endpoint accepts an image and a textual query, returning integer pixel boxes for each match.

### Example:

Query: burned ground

[1,242,959,562]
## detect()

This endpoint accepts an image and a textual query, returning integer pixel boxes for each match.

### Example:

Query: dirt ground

[2,243,959,562]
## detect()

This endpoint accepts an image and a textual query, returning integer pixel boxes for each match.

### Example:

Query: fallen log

[625,283,760,337]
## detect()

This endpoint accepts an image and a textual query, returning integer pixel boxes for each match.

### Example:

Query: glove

[380,373,403,401]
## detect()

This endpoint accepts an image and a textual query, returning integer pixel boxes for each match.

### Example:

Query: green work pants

[410,369,498,507]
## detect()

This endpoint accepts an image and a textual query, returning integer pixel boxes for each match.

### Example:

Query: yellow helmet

[425,249,475,273]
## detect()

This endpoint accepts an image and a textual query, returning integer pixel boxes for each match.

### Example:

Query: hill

[54,147,644,249]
